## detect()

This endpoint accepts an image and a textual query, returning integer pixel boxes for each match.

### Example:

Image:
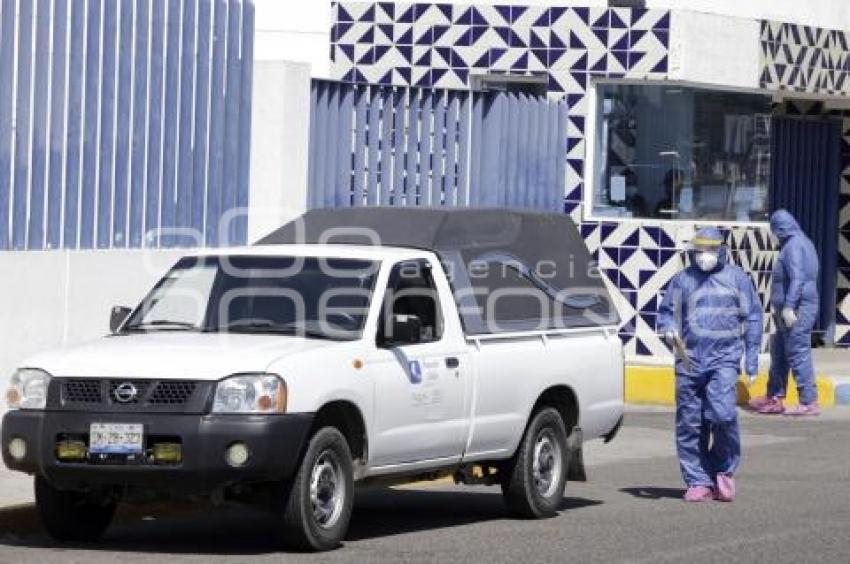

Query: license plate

[89,423,144,455]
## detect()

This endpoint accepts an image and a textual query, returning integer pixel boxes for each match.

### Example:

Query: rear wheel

[35,476,116,542]
[277,427,354,552]
[501,407,569,518]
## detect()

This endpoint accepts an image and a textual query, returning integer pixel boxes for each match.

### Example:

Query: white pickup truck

[3,208,624,551]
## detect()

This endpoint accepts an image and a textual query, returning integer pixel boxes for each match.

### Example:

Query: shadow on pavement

[347,487,602,541]
[0,487,602,555]
[619,486,685,500]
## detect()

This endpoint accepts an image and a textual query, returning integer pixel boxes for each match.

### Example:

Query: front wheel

[35,476,116,542]
[277,427,354,552]
[501,407,569,518]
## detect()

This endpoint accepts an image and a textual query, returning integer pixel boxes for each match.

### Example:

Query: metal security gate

[0,0,255,251]
[307,80,568,211]
[770,116,842,337]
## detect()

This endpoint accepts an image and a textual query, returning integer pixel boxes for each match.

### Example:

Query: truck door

[368,259,471,468]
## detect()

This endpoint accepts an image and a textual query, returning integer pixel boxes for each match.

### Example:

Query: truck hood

[21,333,338,380]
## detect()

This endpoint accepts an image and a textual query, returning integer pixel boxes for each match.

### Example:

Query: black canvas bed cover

[257,208,618,334]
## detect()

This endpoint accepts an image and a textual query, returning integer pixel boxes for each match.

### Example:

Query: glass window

[378,260,443,344]
[124,256,380,340]
[591,83,773,222]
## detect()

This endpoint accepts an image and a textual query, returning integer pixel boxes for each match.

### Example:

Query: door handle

[445,357,460,368]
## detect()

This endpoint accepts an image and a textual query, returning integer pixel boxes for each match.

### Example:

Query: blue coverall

[768,210,820,405]
[658,229,763,487]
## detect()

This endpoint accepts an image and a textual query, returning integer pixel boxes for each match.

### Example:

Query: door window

[377,260,443,345]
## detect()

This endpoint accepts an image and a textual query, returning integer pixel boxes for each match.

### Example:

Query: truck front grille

[54,379,212,413]
[63,379,103,404]
[148,381,197,405]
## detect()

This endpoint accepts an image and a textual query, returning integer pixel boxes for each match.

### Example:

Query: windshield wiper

[123,320,199,332]
[221,320,350,341]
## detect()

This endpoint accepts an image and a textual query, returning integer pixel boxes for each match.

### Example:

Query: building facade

[328,2,850,359]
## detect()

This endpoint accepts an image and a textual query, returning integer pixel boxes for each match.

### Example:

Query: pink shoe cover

[747,396,770,410]
[783,403,820,416]
[715,473,735,502]
[684,486,715,502]
[756,397,785,414]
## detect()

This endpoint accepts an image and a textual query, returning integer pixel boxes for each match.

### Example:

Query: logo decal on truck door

[408,361,422,384]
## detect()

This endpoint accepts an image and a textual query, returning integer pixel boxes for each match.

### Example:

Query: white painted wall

[253,0,333,77]
[0,250,186,416]
[668,10,762,90]
[247,60,313,243]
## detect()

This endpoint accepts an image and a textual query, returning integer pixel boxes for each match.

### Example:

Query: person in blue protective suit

[658,227,763,502]
[749,210,820,416]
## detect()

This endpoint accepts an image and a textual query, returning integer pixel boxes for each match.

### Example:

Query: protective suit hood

[770,209,802,243]
[688,227,728,271]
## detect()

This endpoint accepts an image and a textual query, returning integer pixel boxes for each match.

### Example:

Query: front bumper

[1,410,314,493]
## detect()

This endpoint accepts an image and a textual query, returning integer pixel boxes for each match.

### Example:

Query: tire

[35,476,116,542]
[277,427,354,552]
[501,407,569,519]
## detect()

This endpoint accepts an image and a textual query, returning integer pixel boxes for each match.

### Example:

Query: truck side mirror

[381,314,422,347]
[110,306,132,334]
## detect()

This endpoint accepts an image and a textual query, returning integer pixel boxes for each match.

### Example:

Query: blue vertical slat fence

[234,0,254,243]
[770,117,842,335]
[191,0,212,241]
[12,0,34,250]
[0,0,255,251]
[128,0,149,247]
[175,0,197,237]
[63,0,85,249]
[307,80,567,212]
[47,0,68,249]
[96,0,118,248]
[0,0,15,249]
[352,88,367,206]
[159,0,182,246]
[204,0,227,247]
[79,0,101,248]
[365,89,380,206]
[112,0,134,247]
[144,0,165,247]
[222,0,243,245]
[28,0,51,249]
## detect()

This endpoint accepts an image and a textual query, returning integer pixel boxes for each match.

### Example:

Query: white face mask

[695,251,719,272]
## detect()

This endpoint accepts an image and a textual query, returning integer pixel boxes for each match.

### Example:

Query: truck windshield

[123,255,379,340]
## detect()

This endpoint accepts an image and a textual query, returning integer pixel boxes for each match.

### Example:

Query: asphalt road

[1,407,849,563]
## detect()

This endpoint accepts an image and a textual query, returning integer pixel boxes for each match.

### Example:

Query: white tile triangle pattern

[760,20,850,96]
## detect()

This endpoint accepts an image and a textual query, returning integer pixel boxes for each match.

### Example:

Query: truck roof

[255,208,619,334]
[191,243,430,261]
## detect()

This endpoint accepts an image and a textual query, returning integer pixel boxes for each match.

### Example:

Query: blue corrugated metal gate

[0,0,254,251]
[770,116,842,337]
[307,80,568,211]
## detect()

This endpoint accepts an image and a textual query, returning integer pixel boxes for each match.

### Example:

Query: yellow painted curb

[625,365,835,407]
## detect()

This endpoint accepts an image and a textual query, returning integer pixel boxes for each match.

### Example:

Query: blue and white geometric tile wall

[330,2,673,357]
[836,117,850,345]
[329,4,834,356]
[331,2,670,223]
[759,20,850,96]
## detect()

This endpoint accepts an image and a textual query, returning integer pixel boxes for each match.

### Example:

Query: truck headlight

[212,374,287,414]
[6,368,51,410]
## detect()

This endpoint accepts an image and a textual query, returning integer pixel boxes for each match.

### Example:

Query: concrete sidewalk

[0,471,32,507]
[626,348,850,406]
